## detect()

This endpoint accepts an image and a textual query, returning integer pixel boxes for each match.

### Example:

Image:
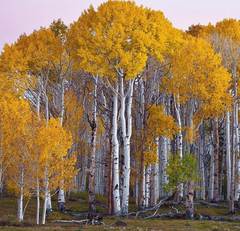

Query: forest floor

[1,192,240,230]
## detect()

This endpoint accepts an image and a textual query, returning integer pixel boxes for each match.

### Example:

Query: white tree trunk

[145,165,151,208]
[226,111,231,200]
[17,168,24,222]
[152,140,159,205]
[209,139,214,201]
[120,78,134,215]
[88,76,98,215]
[36,78,41,224]
[141,166,146,207]
[60,78,65,126]
[36,77,42,119]
[44,89,51,215]
[112,82,121,215]
[174,96,183,198]
[57,189,65,210]
[230,64,239,209]
[42,168,49,225]
[234,101,240,200]
[58,78,66,210]
[159,136,168,197]
[199,146,205,200]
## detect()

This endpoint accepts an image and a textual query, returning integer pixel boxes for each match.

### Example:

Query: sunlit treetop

[162,35,231,120]
[187,19,240,69]
[215,19,240,42]
[68,0,177,80]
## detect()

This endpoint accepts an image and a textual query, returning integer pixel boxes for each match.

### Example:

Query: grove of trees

[0,0,240,224]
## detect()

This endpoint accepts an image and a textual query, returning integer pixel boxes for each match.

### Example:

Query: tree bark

[58,78,66,211]
[42,167,49,225]
[120,77,134,215]
[209,137,214,201]
[213,118,220,201]
[145,165,151,208]
[230,64,239,213]
[88,77,98,216]
[112,82,121,215]
[226,111,231,201]
[185,181,194,219]
[17,168,24,222]
[159,137,168,198]
[107,132,113,215]
[174,96,183,198]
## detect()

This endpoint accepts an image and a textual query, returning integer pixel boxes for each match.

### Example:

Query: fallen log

[53,218,104,225]
[132,196,171,218]
[53,219,89,224]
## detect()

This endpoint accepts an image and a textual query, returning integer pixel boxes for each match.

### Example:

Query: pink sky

[1,0,240,51]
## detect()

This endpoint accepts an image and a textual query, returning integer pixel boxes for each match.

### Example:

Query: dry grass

[1,194,240,230]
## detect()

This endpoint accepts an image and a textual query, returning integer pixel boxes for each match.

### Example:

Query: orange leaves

[36,118,72,164]
[0,94,37,196]
[143,141,158,165]
[215,19,240,43]
[68,1,174,79]
[188,19,240,72]
[147,105,178,139]
[26,28,63,73]
[64,90,83,140]
[162,36,231,122]
[0,90,76,195]
[36,118,75,190]
[142,105,178,165]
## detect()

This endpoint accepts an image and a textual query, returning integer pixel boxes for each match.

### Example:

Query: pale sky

[0,0,240,51]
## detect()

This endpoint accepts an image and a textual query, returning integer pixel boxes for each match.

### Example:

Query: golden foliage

[147,105,178,138]
[68,1,175,79]
[162,35,231,123]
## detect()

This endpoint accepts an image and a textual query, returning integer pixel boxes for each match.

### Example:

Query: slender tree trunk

[174,96,183,198]
[35,80,41,223]
[138,77,146,208]
[152,139,159,205]
[88,77,98,217]
[36,77,42,119]
[226,111,231,200]
[58,78,66,211]
[213,118,220,201]
[112,82,121,215]
[145,165,151,208]
[234,101,240,201]
[209,137,215,201]
[139,159,146,208]
[120,78,134,215]
[135,173,139,207]
[199,144,206,200]
[44,91,49,124]
[107,133,113,215]
[17,168,24,222]
[42,167,49,225]
[159,136,168,197]
[230,64,238,212]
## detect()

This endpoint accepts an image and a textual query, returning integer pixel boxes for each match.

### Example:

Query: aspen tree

[68,0,176,215]
[163,35,231,217]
